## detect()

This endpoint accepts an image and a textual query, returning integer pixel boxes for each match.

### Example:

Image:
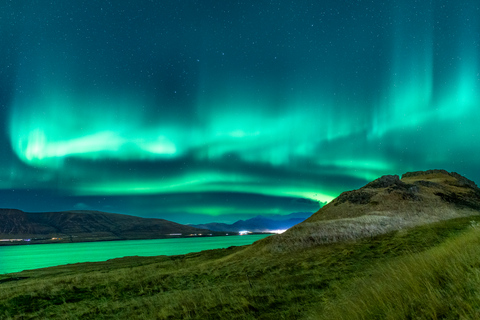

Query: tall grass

[267,203,478,253]
[313,225,480,319]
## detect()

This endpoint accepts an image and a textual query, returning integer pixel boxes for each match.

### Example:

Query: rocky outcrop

[365,174,402,188]
[402,169,478,189]
[401,169,450,179]
[335,190,373,205]
[262,170,480,252]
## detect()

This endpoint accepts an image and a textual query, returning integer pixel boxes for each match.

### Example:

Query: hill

[2,170,480,319]
[0,209,216,245]
[262,169,480,252]
[190,214,307,232]
[2,211,480,318]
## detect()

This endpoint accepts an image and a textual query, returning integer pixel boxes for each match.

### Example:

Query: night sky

[1,1,479,223]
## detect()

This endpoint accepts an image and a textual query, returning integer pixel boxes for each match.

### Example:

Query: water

[0,234,271,274]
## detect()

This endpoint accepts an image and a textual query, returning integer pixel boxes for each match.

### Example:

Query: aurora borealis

[1,1,480,223]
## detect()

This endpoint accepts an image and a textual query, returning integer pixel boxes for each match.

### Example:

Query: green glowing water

[0,234,271,274]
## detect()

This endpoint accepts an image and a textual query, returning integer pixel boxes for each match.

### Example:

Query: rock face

[402,169,478,189]
[365,174,402,188]
[0,210,213,245]
[263,170,480,252]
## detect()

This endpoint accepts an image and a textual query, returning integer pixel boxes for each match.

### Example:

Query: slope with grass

[2,170,480,319]
[2,215,480,319]
[313,220,480,319]
[264,169,480,252]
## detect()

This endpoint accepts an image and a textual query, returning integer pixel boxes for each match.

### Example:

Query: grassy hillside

[265,170,480,252]
[313,223,480,319]
[2,214,480,319]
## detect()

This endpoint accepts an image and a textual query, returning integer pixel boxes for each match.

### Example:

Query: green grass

[2,215,480,319]
[313,223,480,319]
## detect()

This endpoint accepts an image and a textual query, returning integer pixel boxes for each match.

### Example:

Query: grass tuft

[312,225,480,319]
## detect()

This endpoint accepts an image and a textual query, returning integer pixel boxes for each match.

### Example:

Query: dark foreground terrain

[2,214,480,319]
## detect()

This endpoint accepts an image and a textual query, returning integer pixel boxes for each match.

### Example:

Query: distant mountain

[0,209,216,245]
[261,170,480,252]
[190,214,308,232]
[259,212,313,221]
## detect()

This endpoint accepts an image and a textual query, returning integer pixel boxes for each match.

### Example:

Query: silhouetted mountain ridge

[0,209,215,245]
[190,213,309,232]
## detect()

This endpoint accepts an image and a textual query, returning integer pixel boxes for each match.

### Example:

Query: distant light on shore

[239,230,287,235]
[269,230,287,234]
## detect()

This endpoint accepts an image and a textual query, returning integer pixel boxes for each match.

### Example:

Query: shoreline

[0,233,273,275]
[0,232,273,246]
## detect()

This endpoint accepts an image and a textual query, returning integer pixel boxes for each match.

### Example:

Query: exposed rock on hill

[263,170,480,252]
[0,209,214,245]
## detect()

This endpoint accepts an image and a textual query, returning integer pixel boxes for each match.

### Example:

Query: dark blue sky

[1,1,479,223]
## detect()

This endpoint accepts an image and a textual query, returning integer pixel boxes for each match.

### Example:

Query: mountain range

[190,213,309,232]
[0,209,216,245]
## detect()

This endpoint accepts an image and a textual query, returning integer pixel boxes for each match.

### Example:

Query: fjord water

[0,234,271,274]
